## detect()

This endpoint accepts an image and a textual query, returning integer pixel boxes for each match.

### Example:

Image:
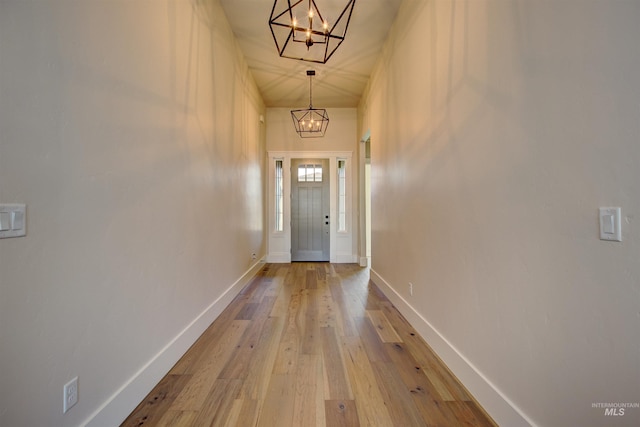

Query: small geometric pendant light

[291,70,329,138]
[269,0,356,64]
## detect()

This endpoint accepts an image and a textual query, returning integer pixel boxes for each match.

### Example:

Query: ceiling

[219,0,403,108]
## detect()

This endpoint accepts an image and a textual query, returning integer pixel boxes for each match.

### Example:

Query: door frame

[267,150,354,263]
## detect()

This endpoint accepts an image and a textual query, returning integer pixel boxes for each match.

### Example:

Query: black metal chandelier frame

[269,0,356,64]
[291,70,329,138]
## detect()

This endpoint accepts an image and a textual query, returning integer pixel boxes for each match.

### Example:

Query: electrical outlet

[409,282,413,296]
[63,377,78,413]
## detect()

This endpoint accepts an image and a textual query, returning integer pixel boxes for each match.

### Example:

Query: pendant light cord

[309,73,313,109]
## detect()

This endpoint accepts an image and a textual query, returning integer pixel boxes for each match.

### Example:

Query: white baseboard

[332,253,358,263]
[267,252,358,264]
[266,252,291,263]
[369,268,535,427]
[83,259,266,427]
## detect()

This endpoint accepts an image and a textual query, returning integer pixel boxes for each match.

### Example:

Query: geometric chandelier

[269,0,356,64]
[291,70,329,138]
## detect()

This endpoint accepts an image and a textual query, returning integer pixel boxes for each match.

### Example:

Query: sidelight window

[275,159,284,232]
[338,159,346,232]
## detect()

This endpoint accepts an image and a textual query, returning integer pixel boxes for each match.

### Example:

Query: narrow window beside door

[275,159,284,232]
[338,159,346,232]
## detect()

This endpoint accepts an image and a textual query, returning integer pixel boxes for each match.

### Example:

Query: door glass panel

[298,164,323,182]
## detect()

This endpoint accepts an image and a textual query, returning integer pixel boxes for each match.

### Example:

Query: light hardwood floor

[121,263,496,427]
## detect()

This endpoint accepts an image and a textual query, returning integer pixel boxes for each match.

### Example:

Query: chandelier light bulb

[305,29,313,48]
[308,9,314,18]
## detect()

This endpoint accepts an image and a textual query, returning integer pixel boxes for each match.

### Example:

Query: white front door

[291,159,330,261]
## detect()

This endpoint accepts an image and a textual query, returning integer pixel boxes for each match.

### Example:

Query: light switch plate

[599,207,622,242]
[0,211,10,231]
[0,204,26,239]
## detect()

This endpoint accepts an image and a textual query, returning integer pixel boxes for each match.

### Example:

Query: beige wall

[0,1,265,426]
[360,1,640,426]
[266,107,358,152]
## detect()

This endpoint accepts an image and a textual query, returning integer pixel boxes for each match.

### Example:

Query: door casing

[267,151,355,264]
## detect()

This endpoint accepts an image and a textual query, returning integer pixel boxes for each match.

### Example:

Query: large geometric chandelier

[269,0,356,64]
[291,70,329,138]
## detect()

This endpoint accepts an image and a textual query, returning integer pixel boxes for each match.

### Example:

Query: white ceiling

[219,0,403,108]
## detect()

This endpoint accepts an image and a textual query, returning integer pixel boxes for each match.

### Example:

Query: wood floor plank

[169,320,248,411]
[318,288,337,328]
[256,374,295,427]
[378,300,472,401]
[244,276,269,304]
[370,361,428,427]
[218,296,277,380]
[269,285,289,318]
[168,300,247,376]
[235,302,259,320]
[232,399,260,427]
[366,310,403,343]
[301,289,321,355]
[306,268,318,289]
[121,263,496,427]
[155,410,197,427]
[236,315,285,401]
[325,400,360,427]
[467,400,499,426]
[191,378,242,427]
[342,336,395,427]
[354,316,391,363]
[443,401,494,426]
[223,399,244,427]
[316,264,327,281]
[320,327,353,400]
[384,342,458,426]
[292,355,322,427]
[272,292,302,375]
[327,276,359,337]
[121,374,193,427]
[263,268,285,299]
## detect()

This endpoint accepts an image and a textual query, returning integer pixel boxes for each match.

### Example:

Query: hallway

[122,263,495,426]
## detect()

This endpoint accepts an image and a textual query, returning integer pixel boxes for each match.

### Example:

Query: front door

[291,159,330,261]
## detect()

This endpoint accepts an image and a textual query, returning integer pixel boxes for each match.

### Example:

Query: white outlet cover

[63,377,78,413]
